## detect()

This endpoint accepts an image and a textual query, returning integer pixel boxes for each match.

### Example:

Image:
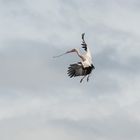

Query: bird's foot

[87,77,89,82]
[80,79,83,83]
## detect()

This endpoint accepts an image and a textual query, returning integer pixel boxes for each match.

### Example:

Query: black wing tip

[67,68,74,78]
[81,33,87,51]
[82,33,85,41]
[82,33,85,36]
[67,64,78,78]
[82,45,87,51]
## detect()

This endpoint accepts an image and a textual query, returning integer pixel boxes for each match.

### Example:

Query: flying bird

[53,33,95,83]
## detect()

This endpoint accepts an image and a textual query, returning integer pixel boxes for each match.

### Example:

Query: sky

[0,0,140,140]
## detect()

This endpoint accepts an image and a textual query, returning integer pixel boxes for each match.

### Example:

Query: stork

[53,33,95,83]
[67,33,95,83]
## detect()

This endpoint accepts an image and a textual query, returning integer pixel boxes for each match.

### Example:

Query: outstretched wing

[81,33,87,51]
[67,63,86,78]
[82,33,85,42]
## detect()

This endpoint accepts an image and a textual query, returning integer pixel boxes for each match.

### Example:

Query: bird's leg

[87,75,90,82]
[80,75,86,83]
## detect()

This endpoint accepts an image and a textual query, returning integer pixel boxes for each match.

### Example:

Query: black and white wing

[67,63,86,78]
[81,33,87,51]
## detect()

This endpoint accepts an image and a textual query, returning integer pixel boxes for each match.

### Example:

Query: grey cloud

[96,47,140,75]
[0,39,84,94]
[0,0,140,140]
[48,111,140,140]
[0,40,60,90]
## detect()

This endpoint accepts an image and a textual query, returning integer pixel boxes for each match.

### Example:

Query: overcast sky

[0,0,140,140]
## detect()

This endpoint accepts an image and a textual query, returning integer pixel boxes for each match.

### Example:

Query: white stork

[53,33,95,83]
[67,33,95,83]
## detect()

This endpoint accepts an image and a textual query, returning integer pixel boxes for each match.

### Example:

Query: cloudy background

[0,0,140,139]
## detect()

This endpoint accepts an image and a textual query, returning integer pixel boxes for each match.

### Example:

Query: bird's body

[67,33,95,83]
[81,49,92,68]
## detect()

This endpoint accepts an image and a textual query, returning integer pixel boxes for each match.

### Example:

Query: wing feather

[67,63,86,78]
